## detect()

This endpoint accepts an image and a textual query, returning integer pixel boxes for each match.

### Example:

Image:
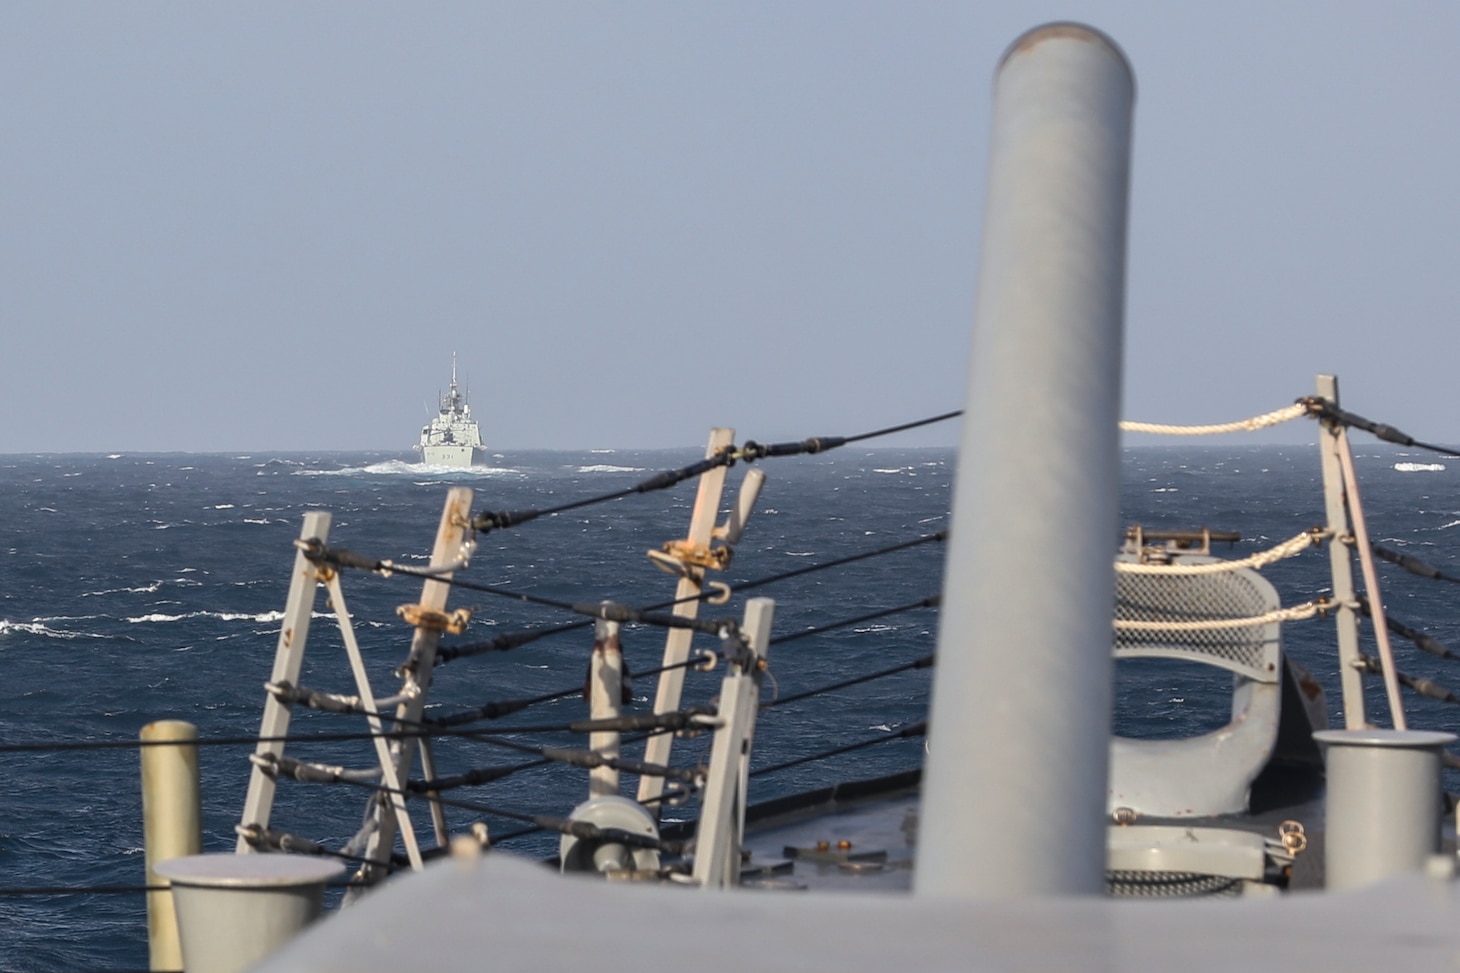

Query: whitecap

[297,460,521,477]
[0,619,105,640]
[1395,462,1446,472]
[81,582,162,597]
[213,504,236,509]
[106,454,123,460]
[575,464,644,474]
[785,551,815,557]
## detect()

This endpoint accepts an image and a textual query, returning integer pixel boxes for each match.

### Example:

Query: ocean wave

[575,464,645,474]
[81,582,162,597]
[1395,462,1446,472]
[0,619,108,640]
[124,610,336,624]
[295,460,522,477]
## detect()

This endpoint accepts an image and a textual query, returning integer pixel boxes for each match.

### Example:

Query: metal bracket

[396,604,472,635]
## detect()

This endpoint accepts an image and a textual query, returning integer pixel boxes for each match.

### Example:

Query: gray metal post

[589,610,624,797]
[358,487,474,883]
[1314,375,1368,729]
[693,597,775,890]
[638,428,735,808]
[916,22,1134,899]
[237,512,331,852]
[1315,729,1455,890]
[141,720,201,972]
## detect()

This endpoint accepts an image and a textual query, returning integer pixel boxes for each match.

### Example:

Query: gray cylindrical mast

[916,22,1134,898]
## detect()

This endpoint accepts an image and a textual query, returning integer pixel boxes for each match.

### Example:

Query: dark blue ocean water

[1,444,1458,970]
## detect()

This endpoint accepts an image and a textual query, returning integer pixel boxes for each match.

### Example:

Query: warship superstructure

[416,355,484,467]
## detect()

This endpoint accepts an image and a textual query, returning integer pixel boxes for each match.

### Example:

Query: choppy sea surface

[2,444,1459,970]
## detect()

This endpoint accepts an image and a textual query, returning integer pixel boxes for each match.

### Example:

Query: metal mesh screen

[1114,557,1281,683]
[1106,869,1245,898]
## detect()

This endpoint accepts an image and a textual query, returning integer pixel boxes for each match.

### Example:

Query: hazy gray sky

[3,2,1457,453]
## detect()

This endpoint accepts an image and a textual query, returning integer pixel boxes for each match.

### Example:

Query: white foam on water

[0,619,106,640]
[82,582,163,597]
[296,460,522,477]
[575,464,644,474]
[125,609,336,624]
[1395,462,1446,472]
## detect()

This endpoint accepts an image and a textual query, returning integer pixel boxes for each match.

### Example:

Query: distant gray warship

[415,355,484,467]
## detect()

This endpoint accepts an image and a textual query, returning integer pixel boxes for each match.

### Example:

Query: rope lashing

[1371,544,1460,585]
[1118,403,1309,436]
[1113,600,1325,632]
[1114,530,1330,575]
[1299,398,1460,457]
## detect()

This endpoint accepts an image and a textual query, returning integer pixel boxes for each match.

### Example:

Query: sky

[2,2,1458,453]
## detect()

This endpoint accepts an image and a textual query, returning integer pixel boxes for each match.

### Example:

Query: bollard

[917,21,1135,899]
[153,854,345,973]
[1314,728,1456,891]
[141,720,201,971]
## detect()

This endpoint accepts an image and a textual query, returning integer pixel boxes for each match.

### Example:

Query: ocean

[2,444,1458,970]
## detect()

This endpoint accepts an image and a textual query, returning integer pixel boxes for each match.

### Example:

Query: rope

[1113,600,1324,632]
[1118,403,1309,436]
[1114,530,1327,575]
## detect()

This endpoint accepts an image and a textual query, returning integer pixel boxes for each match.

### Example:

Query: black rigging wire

[466,409,963,535]
[1300,398,1460,457]
[771,596,940,646]
[1357,599,1460,662]
[750,722,927,778]
[762,655,934,711]
[427,531,945,667]
[1371,544,1460,585]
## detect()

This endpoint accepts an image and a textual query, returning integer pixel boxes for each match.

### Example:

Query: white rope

[1120,402,1309,436]
[1114,601,1323,632]
[1115,530,1328,575]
